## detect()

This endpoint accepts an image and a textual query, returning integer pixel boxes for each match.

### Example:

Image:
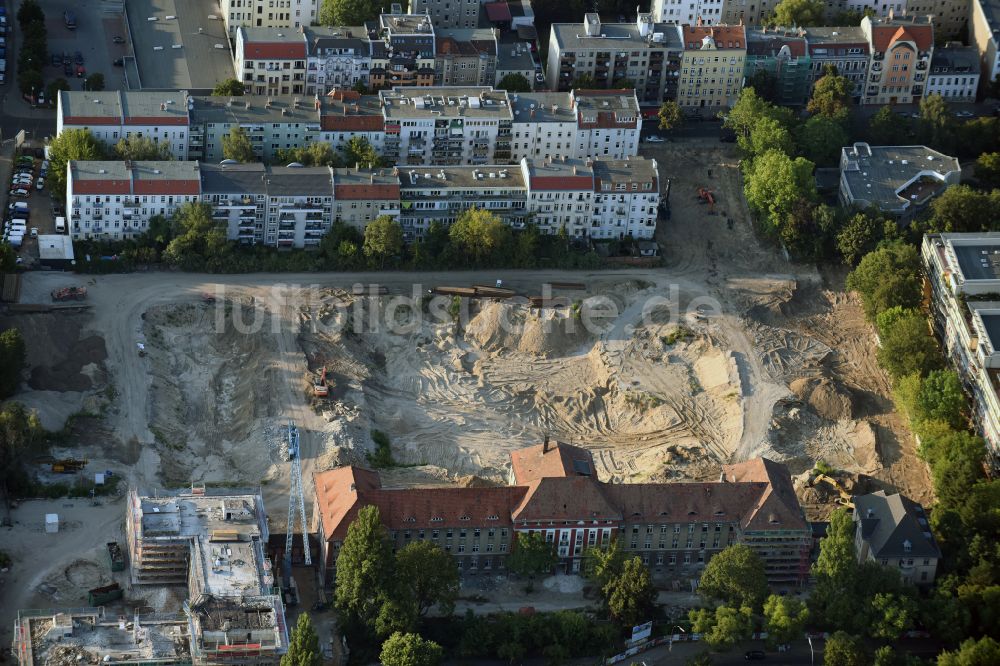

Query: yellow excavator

[809,473,854,509]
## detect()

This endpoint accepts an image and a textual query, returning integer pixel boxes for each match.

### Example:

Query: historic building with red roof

[860,13,935,105]
[312,440,811,588]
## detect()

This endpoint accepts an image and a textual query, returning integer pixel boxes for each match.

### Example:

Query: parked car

[41,160,49,170]
[51,53,61,66]
[74,51,84,65]
[9,188,29,197]
[644,135,665,143]
[955,110,974,118]
[35,178,44,191]
[64,62,73,77]
[64,10,77,30]
[76,64,85,77]
[113,35,125,44]
[62,52,71,65]
[113,57,124,67]
[745,651,766,661]
[30,227,38,238]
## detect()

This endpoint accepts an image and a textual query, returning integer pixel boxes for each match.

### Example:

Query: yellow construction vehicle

[810,473,854,508]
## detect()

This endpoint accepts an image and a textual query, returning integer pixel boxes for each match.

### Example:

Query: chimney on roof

[543,434,550,453]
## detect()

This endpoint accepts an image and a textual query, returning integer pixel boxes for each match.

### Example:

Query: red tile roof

[529,175,594,191]
[125,116,189,126]
[604,482,766,524]
[334,183,400,200]
[320,116,384,132]
[510,441,594,485]
[72,180,131,195]
[721,458,808,531]
[133,180,201,195]
[62,116,121,126]
[682,25,746,50]
[870,25,932,53]
[511,477,620,522]
[243,42,307,60]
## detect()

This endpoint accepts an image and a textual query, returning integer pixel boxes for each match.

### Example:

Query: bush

[367,429,394,468]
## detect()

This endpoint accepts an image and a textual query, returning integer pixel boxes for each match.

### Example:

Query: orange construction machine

[313,367,329,397]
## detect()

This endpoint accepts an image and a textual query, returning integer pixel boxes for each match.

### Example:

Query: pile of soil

[790,376,855,421]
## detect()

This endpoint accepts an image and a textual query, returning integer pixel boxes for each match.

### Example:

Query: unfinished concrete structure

[13,608,191,666]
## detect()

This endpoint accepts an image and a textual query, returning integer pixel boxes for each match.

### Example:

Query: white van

[55,216,66,233]
[10,218,27,228]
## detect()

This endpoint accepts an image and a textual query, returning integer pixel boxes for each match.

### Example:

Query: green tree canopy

[448,207,512,266]
[868,106,912,146]
[85,73,105,91]
[938,636,1000,665]
[213,78,246,96]
[919,94,956,149]
[334,505,394,631]
[570,73,597,88]
[723,87,794,154]
[798,114,849,167]
[0,329,26,399]
[975,152,1000,190]
[763,594,809,647]
[658,100,684,131]
[276,142,342,167]
[114,136,174,161]
[771,0,825,26]
[497,73,531,92]
[604,556,657,626]
[877,310,942,380]
[749,116,794,157]
[582,540,627,590]
[807,66,852,120]
[17,0,44,26]
[0,403,44,497]
[748,69,778,103]
[280,613,321,666]
[845,241,922,320]
[379,632,443,666]
[836,212,884,265]
[319,0,385,26]
[48,129,108,196]
[697,544,768,611]
[343,136,382,167]
[824,632,869,666]
[689,605,753,651]
[162,203,231,270]
[222,125,256,163]
[743,149,817,239]
[0,243,16,273]
[394,541,459,617]
[45,79,72,109]
[870,592,918,640]
[507,532,557,579]
[905,370,967,430]
[928,186,1000,234]
[362,215,404,269]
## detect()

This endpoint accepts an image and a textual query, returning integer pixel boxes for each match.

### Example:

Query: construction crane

[283,420,310,600]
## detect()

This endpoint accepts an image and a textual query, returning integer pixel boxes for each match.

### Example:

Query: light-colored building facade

[188,95,321,164]
[305,26,371,95]
[853,490,940,587]
[927,44,981,102]
[235,27,308,97]
[720,0,779,26]
[313,441,810,588]
[56,90,191,159]
[369,13,437,90]
[838,143,960,220]
[546,15,684,104]
[332,167,401,232]
[219,0,318,39]
[971,0,1000,96]
[677,24,747,110]
[67,161,201,241]
[922,232,1000,467]
[804,26,870,99]
[409,0,480,29]
[435,28,499,87]
[590,158,660,240]
[860,14,934,106]
[652,0,726,25]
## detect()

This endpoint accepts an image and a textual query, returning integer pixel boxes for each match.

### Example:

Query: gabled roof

[312,466,382,539]
[604,482,766,524]
[511,476,620,522]
[869,23,933,53]
[510,441,594,485]
[853,490,940,559]
[721,458,808,531]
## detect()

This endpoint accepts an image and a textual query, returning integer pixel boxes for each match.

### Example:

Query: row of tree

[16,0,46,99]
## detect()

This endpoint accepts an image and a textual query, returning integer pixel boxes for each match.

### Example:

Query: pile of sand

[464,302,592,357]
[790,376,855,421]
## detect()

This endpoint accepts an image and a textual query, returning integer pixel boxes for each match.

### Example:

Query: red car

[76,64,85,77]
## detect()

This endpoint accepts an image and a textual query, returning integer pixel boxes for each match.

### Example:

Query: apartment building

[651,0,726,25]
[521,157,595,237]
[435,28,499,87]
[188,95,321,164]
[332,167,401,232]
[590,158,660,240]
[971,0,1000,97]
[495,36,538,89]
[839,143,960,220]
[922,232,1000,466]
[380,86,513,166]
[546,15,684,104]
[219,0,317,39]
[853,491,940,587]
[677,24,747,110]
[804,26,870,99]
[235,27,308,96]
[510,89,641,162]
[409,0,480,29]
[313,441,810,587]
[200,163,268,246]
[67,161,201,241]
[369,13,437,90]
[927,44,980,102]
[316,89,386,156]
[56,90,190,159]
[745,28,812,107]
[305,26,371,95]
[859,14,934,105]
[720,0,779,26]
[398,165,527,240]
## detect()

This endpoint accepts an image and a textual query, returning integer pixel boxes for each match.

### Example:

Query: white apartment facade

[56,91,191,160]
[590,158,660,240]
[922,232,1000,468]
[235,27,308,97]
[219,0,319,39]
[926,45,980,102]
[67,161,202,241]
[305,26,371,95]
[652,0,725,24]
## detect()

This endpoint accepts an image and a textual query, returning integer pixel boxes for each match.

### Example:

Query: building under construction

[123,486,289,665]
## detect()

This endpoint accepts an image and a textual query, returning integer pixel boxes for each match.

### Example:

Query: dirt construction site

[0,142,932,636]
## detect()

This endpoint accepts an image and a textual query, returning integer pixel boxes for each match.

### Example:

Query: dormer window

[486,514,499,521]
[903,539,912,553]
[459,515,471,521]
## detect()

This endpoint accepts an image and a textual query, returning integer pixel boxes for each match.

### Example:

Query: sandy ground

[0,142,933,634]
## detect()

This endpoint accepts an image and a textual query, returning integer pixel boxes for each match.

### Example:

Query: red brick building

[313,441,811,588]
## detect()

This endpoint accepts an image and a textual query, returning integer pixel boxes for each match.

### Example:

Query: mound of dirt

[790,376,855,421]
[464,301,593,356]
[457,474,498,488]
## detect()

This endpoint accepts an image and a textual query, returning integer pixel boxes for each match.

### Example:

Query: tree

[723,87,793,154]
[836,212,883,265]
[763,594,809,647]
[362,215,404,269]
[570,73,597,89]
[0,329,26,399]
[912,370,967,429]
[84,73,105,91]
[868,106,911,146]
[845,241,922,320]
[319,0,385,26]
[47,129,107,197]
[18,69,43,99]
[870,592,917,640]
[771,0,825,27]
[379,632,443,666]
[343,136,382,167]
[697,544,768,611]
[807,66,852,120]
[749,117,794,157]
[877,311,941,380]
[975,152,1000,190]
[394,541,459,617]
[928,186,1000,233]
[0,403,44,502]
[658,100,684,131]
[743,150,817,238]
[45,79,71,108]
[17,0,44,26]
[748,69,778,103]
[222,125,255,163]
[919,94,957,152]
[334,505,394,630]
[507,532,557,580]
[582,541,627,590]
[823,632,869,666]
[280,613,321,666]
[213,78,245,96]
[938,637,1000,666]
[498,73,531,93]
[798,114,849,167]
[276,143,341,167]
[604,557,656,626]
[690,605,753,651]
[114,136,173,161]
[449,207,511,266]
